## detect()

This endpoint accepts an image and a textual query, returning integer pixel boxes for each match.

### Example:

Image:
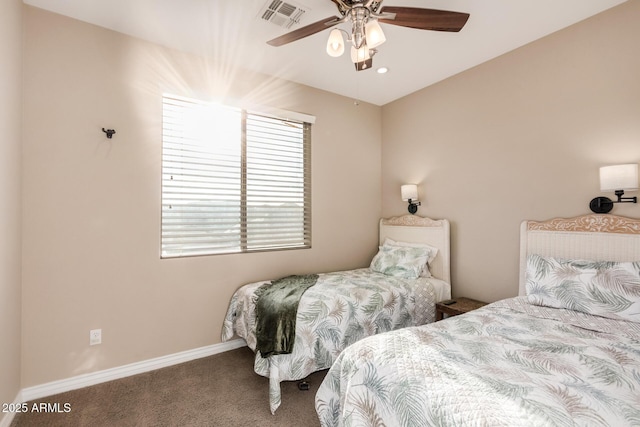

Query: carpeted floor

[11,346,326,426]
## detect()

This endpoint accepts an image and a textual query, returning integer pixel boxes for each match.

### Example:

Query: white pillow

[383,238,438,278]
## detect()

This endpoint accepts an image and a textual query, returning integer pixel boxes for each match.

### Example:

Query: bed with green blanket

[222,215,451,413]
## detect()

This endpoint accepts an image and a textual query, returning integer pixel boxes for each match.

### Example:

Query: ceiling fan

[267,0,470,71]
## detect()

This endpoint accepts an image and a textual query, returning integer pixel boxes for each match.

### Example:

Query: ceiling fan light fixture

[364,20,386,48]
[266,2,470,73]
[326,28,345,57]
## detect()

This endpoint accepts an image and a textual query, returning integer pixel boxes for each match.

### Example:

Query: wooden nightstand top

[436,297,487,320]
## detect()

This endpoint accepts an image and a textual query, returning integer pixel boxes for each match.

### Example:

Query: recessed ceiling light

[377,67,389,74]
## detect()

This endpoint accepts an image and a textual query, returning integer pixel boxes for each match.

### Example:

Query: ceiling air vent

[259,0,307,29]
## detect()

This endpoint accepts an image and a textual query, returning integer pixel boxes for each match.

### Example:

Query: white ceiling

[24,0,627,106]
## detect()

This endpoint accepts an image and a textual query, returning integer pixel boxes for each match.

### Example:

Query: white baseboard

[20,339,246,403]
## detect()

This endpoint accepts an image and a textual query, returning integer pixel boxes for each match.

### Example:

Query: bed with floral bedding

[316,214,640,426]
[222,215,451,413]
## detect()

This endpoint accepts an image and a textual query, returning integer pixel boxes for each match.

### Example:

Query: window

[161,94,312,258]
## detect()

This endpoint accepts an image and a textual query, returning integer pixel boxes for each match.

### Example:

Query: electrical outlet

[89,329,102,346]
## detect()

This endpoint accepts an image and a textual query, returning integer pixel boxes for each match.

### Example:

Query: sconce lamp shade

[326,29,345,57]
[600,164,639,191]
[401,184,418,201]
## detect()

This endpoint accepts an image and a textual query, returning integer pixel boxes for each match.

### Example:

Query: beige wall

[382,1,640,302]
[0,0,23,417]
[22,6,381,387]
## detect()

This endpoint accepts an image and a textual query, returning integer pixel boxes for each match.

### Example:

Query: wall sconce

[401,184,421,215]
[589,164,638,213]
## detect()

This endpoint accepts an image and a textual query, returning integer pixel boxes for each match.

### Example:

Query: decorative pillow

[370,245,432,279]
[526,254,640,323]
[383,238,438,278]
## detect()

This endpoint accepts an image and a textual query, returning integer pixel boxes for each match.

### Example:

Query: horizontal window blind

[161,94,311,258]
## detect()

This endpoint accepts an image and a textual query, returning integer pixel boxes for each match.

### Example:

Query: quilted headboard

[519,214,640,296]
[379,215,451,283]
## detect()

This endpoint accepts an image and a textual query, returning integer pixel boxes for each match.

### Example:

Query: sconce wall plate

[589,196,614,214]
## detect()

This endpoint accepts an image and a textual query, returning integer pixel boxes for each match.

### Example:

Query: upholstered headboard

[519,214,640,296]
[379,215,451,283]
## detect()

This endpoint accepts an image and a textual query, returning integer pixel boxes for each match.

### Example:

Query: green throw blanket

[255,274,319,358]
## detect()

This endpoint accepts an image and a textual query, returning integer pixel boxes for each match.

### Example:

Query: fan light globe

[365,20,386,48]
[350,44,370,63]
[326,29,345,57]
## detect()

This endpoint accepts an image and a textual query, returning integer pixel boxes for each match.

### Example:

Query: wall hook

[102,128,116,139]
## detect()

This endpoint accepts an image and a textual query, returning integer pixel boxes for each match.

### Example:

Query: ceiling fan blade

[378,7,469,32]
[267,16,341,47]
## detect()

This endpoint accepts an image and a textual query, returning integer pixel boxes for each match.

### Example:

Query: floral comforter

[222,268,440,413]
[316,297,640,427]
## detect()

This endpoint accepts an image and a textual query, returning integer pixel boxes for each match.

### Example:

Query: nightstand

[435,297,487,321]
